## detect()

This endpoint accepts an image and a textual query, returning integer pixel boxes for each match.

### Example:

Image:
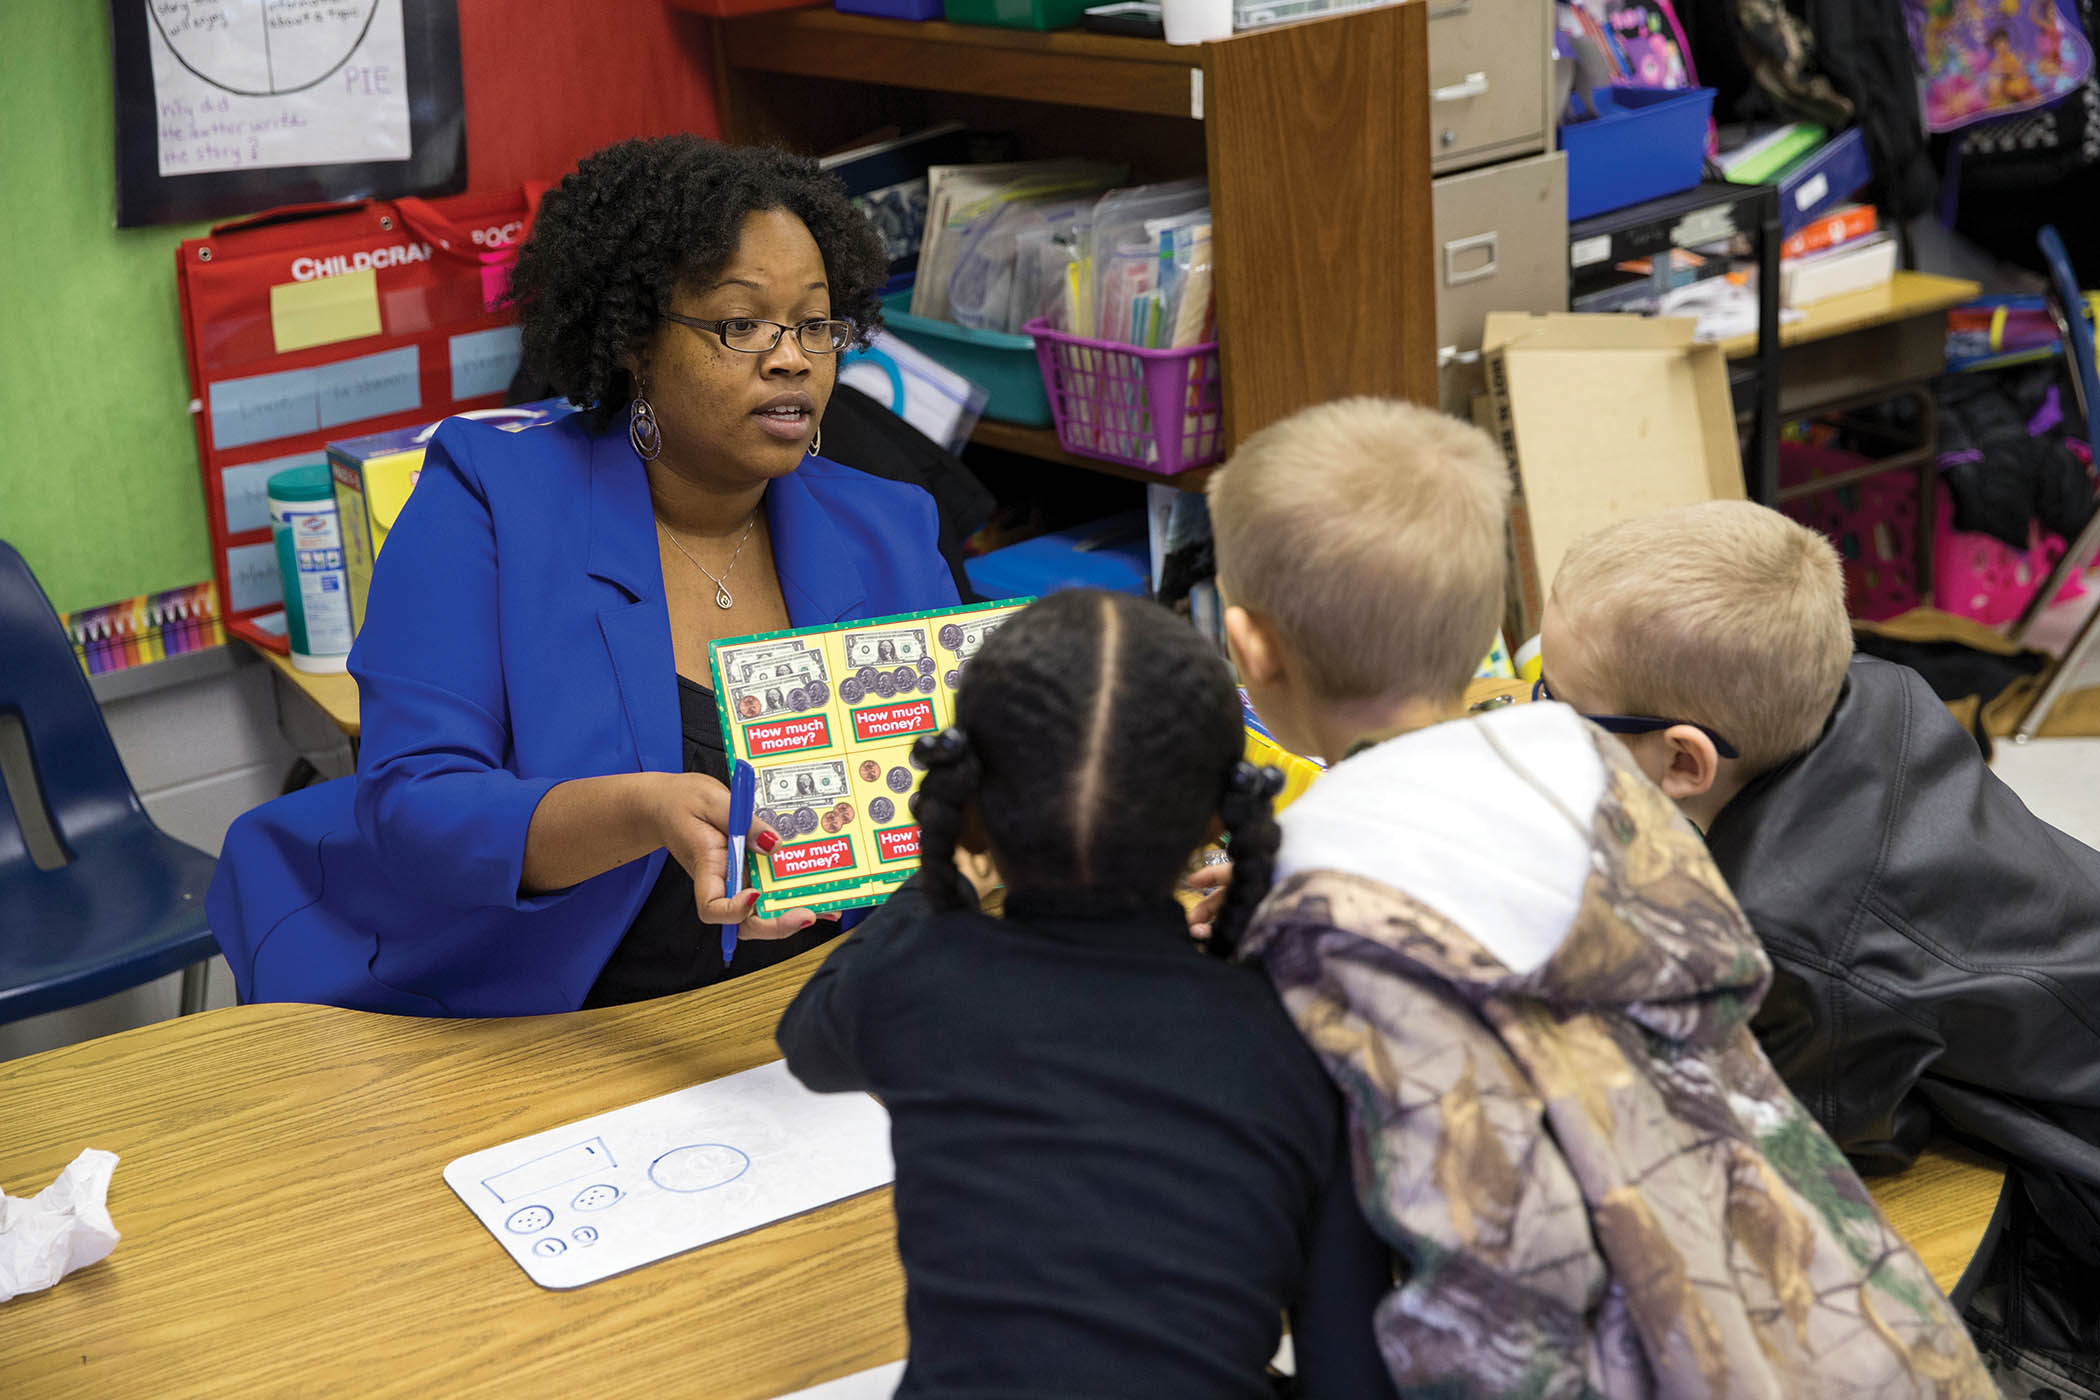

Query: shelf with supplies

[705,3,1441,479]
[967,421,1216,491]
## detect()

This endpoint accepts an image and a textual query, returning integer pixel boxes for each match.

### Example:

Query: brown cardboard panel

[1482,313,1747,636]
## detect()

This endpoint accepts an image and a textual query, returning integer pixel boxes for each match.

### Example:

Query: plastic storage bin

[1024,319,1224,476]
[943,0,1092,27]
[1777,442,1922,622]
[1933,492,2086,627]
[1776,126,1872,237]
[837,0,943,17]
[964,510,1151,599]
[1560,86,1716,221]
[877,291,1050,426]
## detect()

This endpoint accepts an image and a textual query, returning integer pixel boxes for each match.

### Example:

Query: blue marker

[722,759,757,965]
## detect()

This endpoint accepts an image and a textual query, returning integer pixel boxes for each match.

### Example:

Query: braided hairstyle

[506,135,889,427]
[912,590,1283,956]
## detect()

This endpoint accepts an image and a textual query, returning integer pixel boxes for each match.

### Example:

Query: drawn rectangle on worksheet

[444,1060,892,1290]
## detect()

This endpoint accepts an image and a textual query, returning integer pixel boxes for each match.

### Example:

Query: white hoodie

[1273,701,1606,976]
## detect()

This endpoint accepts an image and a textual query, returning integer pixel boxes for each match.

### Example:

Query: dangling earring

[629,372,662,462]
[807,425,822,459]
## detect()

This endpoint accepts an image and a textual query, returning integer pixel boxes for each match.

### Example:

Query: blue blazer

[207,414,960,1016]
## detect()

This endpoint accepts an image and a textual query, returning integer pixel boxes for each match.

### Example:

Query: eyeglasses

[662,313,855,356]
[1532,676,1740,760]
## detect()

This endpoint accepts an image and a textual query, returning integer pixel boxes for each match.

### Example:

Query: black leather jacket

[1708,655,2100,1390]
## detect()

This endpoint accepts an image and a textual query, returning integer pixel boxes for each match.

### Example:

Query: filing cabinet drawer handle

[1443,231,1499,287]
[1434,71,1490,102]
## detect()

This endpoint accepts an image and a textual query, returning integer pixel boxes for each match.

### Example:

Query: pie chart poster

[110,0,464,228]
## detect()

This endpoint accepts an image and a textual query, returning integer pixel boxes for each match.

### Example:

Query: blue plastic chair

[0,540,217,1024]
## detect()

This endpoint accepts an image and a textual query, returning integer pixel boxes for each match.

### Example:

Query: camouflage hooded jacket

[1244,713,1992,1398]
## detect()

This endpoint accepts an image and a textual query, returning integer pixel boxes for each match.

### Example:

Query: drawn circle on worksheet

[648,1143,752,1193]
[504,1204,554,1234]
[149,0,383,98]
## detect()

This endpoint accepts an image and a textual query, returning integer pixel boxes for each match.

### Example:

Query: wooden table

[0,943,2001,1400]
[252,641,361,739]
[0,955,903,1400]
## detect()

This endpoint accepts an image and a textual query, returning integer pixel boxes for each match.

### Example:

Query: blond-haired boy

[1208,398,1986,1398]
[1547,501,2100,1391]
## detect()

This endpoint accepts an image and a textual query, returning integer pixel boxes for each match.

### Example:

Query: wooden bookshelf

[704,3,1439,479]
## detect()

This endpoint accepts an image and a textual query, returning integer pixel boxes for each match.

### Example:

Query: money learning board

[709,598,1031,916]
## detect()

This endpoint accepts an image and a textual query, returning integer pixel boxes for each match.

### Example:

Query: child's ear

[1656,724,1721,801]
[1224,605,1281,685]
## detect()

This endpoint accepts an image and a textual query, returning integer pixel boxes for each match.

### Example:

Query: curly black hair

[506,135,889,426]
[912,590,1282,957]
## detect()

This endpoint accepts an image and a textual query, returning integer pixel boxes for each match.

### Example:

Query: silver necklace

[657,514,757,609]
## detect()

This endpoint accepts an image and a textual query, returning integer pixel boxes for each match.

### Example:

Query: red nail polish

[755,830,779,853]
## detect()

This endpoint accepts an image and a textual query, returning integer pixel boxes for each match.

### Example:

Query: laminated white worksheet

[444,1060,893,1290]
[772,1361,907,1399]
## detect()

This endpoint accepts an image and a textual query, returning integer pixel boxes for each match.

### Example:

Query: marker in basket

[723,759,757,965]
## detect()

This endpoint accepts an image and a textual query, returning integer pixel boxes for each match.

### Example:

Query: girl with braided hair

[778,590,1395,1399]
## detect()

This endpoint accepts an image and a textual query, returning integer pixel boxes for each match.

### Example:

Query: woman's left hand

[650,773,820,939]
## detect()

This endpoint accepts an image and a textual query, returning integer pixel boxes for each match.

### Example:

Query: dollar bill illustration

[730,675,832,721]
[843,626,929,668]
[731,647,829,688]
[759,759,850,809]
[939,615,1010,662]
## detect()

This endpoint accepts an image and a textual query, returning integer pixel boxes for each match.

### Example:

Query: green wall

[0,1,213,616]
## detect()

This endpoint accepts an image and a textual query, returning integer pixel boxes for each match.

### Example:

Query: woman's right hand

[648,772,818,939]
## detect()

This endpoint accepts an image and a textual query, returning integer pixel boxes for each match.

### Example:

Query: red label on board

[746,714,831,756]
[852,699,936,743]
[770,836,854,879]
[877,827,922,862]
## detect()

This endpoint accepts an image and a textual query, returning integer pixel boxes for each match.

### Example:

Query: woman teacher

[209,137,963,1016]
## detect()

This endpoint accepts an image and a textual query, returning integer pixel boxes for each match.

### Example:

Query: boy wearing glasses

[1205,400,1986,1396]
[1545,500,2100,1391]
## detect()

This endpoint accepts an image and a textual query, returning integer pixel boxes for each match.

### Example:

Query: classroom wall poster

[110,1,465,227]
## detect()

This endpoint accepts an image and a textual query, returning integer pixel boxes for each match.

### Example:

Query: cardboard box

[329,400,574,633]
[1481,313,1746,640]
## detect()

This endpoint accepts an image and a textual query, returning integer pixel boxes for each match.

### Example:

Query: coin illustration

[857,666,878,688]
[839,678,864,704]
[869,797,894,823]
[794,807,818,835]
[918,676,936,695]
[874,672,897,699]
[859,759,881,783]
[887,767,913,793]
[944,669,961,689]
[916,656,935,677]
[938,623,962,650]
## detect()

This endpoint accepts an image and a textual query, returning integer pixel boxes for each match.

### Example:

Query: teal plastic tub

[943,0,1092,29]
[876,291,1050,427]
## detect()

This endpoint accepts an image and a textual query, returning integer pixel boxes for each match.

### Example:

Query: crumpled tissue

[0,1149,120,1304]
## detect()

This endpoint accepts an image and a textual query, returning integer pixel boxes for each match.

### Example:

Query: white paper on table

[444,1060,893,1290]
[0,1149,121,1304]
[771,1361,907,1399]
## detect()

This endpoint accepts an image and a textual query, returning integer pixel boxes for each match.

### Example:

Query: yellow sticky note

[270,269,382,354]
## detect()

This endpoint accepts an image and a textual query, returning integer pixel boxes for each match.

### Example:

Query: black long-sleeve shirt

[777,881,1397,1400]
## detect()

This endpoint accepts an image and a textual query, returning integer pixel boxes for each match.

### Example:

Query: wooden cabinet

[704,4,1439,484]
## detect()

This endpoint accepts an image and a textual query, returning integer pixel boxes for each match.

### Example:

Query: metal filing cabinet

[1427,0,1555,174]
[1433,150,1569,413]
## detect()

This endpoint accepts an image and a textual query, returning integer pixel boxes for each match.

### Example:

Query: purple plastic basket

[1023,318,1224,476]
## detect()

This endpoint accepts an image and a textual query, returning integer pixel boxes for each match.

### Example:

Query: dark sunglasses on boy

[1532,677,1741,760]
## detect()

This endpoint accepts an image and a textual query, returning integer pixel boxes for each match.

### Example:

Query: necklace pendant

[714,583,734,610]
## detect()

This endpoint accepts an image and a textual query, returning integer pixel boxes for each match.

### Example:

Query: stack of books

[1777,204,1894,310]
